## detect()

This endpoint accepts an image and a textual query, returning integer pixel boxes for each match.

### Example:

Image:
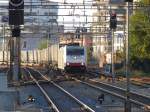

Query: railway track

[25,67,95,112]
[67,74,150,110]
[24,68,59,112]
[88,70,150,88]
[87,71,150,98]
[22,67,150,111]
[82,78,150,105]
[43,69,148,110]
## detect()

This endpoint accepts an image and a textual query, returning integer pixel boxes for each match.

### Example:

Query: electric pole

[9,0,24,82]
[124,0,133,111]
[110,11,117,83]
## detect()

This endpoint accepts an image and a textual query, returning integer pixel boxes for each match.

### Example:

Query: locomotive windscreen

[67,48,84,55]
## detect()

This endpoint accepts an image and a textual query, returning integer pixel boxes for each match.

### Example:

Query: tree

[130,0,150,72]
[115,49,124,63]
[38,39,48,50]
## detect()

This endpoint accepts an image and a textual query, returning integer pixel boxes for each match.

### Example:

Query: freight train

[21,44,87,72]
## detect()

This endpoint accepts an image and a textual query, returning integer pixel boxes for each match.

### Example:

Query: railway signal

[76,28,80,39]
[9,0,24,82]
[110,12,117,29]
[9,0,24,25]
[110,11,117,83]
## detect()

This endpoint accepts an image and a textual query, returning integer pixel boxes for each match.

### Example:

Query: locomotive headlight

[66,62,70,66]
[81,62,84,65]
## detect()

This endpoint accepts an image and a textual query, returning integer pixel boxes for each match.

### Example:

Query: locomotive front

[65,46,86,72]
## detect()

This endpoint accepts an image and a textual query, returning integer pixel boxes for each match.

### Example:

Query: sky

[49,0,95,32]
[0,0,95,31]
[48,0,95,31]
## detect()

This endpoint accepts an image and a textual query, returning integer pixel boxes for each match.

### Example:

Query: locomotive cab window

[67,48,84,55]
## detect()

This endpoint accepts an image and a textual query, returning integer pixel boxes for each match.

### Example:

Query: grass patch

[130,70,150,77]
[114,68,150,77]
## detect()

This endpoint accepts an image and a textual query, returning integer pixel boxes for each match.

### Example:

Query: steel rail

[24,68,60,112]
[31,69,95,112]
[90,79,150,99]
[72,77,150,108]
[88,71,150,88]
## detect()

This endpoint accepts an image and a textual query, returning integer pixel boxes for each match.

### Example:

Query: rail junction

[0,0,150,112]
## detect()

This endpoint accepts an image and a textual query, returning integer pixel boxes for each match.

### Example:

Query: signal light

[110,12,117,29]
[110,13,116,19]
[76,28,80,39]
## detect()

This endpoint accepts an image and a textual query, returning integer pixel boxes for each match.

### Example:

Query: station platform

[0,73,44,112]
[0,73,19,111]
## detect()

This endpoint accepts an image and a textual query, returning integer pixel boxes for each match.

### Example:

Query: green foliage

[115,50,124,62]
[139,0,150,4]
[86,47,92,64]
[38,39,48,50]
[130,11,150,59]
[130,1,150,72]
[130,70,150,77]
